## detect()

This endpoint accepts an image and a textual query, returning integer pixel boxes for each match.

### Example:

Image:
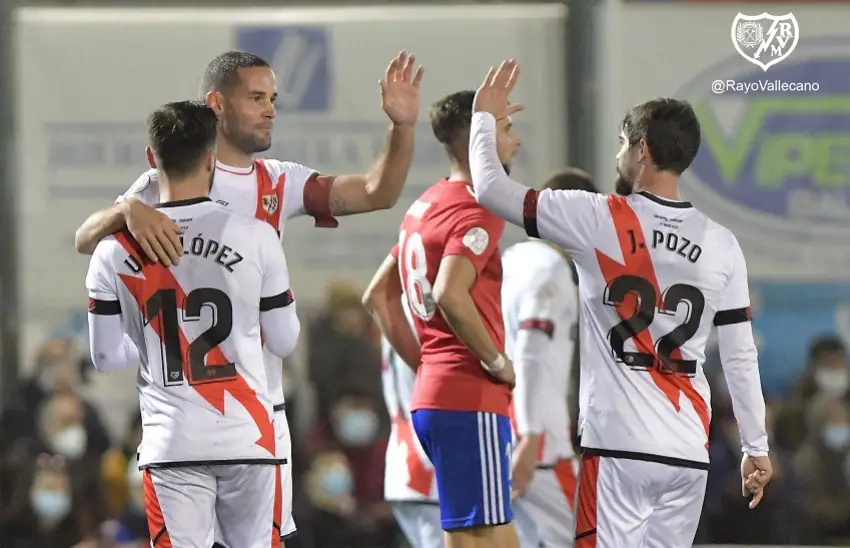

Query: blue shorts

[411,409,513,531]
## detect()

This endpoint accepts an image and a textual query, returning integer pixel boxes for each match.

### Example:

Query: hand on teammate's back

[740,454,773,509]
[472,59,524,119]
[122,198,183,266]
[379,50,424,126]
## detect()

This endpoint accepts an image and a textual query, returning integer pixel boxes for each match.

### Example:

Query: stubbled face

[217,67,278,154]
[615,130,642,196]
[495,115,521,175]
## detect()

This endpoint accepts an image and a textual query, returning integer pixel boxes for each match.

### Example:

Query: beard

[615,176,632,196]
[222,118,272,155]
[503,163,511,176]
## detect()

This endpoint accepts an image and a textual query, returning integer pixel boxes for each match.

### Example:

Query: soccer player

[503,168,598,548]
[372,296,442,548]
[74,50,422,542]
[362,90,521,548]
[469,61,773,548]
[86,100,299,548]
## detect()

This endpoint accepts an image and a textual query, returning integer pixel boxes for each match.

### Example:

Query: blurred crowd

[1,280,849,547]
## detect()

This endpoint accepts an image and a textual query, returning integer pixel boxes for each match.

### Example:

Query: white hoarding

[14,6,568,357]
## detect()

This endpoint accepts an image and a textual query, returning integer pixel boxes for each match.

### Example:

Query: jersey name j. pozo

[86,200,291,466]
[525,190,754,464]
[381,300,438,502]
[502,240,577,464]
[117,159,334,404]
[392,179,509,416]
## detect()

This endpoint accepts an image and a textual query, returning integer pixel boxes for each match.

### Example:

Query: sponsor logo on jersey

[462,227,489,255]
[732,13,799,72]
[235,26,331,112]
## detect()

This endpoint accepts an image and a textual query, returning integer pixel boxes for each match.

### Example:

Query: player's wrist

[483,353,506,372]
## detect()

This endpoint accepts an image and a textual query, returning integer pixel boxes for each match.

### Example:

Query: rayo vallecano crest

[262,194,279,215]
[731,12,799,72]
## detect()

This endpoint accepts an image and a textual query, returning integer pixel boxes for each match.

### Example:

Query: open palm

[380,51,424,126]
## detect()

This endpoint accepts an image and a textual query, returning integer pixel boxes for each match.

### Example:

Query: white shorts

[391,502,443,548]
[143,464,277,548]
[514,458,578,548]
[274,407,297,539]
[574,453,707,548]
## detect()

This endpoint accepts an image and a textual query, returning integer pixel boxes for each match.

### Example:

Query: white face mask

[815,368,850,396]
[51,425,87,459]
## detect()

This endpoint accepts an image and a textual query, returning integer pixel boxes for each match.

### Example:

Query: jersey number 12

[145,288,237,386]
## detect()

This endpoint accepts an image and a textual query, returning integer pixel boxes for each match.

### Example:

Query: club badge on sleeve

[462,227,489,255]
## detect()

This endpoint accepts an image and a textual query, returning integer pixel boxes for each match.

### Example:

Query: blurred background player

[503,168,599,548]
[369,294,442,548]
[85,100,300,547]
[73,49,423,544]
[362,89,521,548]
[469,61,772,548]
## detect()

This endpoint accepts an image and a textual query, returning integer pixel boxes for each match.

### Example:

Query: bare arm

[320,123,415,216]
[363,252,421,370]
[432,255,501,366]
[75,202,129,255]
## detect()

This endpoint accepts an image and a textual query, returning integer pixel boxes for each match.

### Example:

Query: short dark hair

[198,51,270,97]
[147,100,217,179]
[809,335,847,362]
[620,98,701,175]
[540,168,598,193]
[430,90,475,147]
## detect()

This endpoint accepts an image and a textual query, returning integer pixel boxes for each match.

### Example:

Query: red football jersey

[391,179,509,416]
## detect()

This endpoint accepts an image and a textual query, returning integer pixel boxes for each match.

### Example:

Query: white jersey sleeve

[512,275,575,436]
[115,169,159,206]
[85,238,141,372]
[257,222,300,359]
[714,235,769,457]
[469,112,604,257]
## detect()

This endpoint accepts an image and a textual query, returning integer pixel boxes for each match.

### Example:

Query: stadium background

[0,0,849,546]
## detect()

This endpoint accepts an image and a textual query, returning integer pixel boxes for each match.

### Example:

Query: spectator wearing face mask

[794,395,850,543]
[307,387,398,547]
[775,335,849,450]
[0,337,111,457]
[30,390,108,540]
[0,454,88,548]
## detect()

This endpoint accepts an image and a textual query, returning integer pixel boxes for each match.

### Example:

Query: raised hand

[473,59,524,119]
[380,51,424,126]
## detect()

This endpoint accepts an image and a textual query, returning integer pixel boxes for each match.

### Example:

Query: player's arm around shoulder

[362,246,421,371]
[255,219,300,359]
[75,168,183,266]
[85,237,140,372]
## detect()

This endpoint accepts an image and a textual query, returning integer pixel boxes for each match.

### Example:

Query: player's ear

[205,91,223,117]
[637,139,649,164]
[145,146,157,169]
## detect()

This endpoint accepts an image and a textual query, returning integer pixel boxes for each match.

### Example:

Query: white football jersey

[502,240,577,465]
[117,159,330,406]
[380,300,438,502]
[528,190,767,464]
[86,198,294,466]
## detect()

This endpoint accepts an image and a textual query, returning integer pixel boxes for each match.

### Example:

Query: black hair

[620,98,701,175]
[809,335,847,363]
[429,90,475,149]
[198,51,270,97]
[147,100,217,179]
[540,167,598,193]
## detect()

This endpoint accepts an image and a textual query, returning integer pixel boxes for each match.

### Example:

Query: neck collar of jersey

[215,160,254,175]
[441,178,472,187]
[637,190,692,209]
[155,197,211,209]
